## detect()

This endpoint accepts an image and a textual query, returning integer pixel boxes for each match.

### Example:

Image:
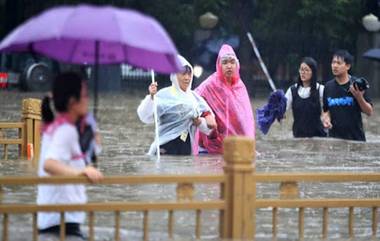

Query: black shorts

[160,134,191,155]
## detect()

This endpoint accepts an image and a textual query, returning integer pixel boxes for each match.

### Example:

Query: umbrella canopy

[0,4,182,116]
[363,48,380,62]
[0,4,181,72]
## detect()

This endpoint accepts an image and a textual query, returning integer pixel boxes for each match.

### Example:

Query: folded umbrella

[247,32,287,134]
[256,89,287,134]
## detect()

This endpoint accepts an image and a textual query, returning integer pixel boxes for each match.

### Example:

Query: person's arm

[193,117,212,135]
[137,95,155,123]
[44,159,103,183]
[285,87,292,111]
[44,126,103,183]
[137,82,158,124]
[349,86,373,116]
[321,111,332,129]
[321,85,332,129]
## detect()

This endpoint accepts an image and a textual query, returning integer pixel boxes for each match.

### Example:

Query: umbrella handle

[246,32,277,91]
[151,70,160,161]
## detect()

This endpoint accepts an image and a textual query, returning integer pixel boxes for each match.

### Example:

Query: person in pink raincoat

[195,44,255,154]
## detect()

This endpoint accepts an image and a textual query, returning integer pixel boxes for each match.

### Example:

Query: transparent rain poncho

[137,56,213,155]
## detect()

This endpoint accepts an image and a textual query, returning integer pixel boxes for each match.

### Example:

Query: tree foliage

[251,0,364,67]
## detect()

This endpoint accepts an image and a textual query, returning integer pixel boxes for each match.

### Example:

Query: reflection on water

[0,90,380,240]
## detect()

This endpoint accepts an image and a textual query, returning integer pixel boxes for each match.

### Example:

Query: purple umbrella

[0,4,182,116]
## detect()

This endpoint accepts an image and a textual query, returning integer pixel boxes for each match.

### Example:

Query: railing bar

[0,139,24,145]
[254,173,380,182]
[299,207,304,240]
[195,209,201,239]
[168,210,173,239]
[2,172,380,185]
[60,212,65,241]
[3,213,8,241]
[322,207,328,239]
[143,210,149,241]
[33,120,40,166]
[348,207,354,238]
[20,125,25,158]
[373,207,378,238]
[0,122,25,128]
[272,207,277,238]
[0,200,225,213]
[219,182,225,238]
[0,175,225,185]
[4,144,7,160]
[255,198,380,208]
[88,211,95,241]
[33,212,38,241]
[115,211,120,241]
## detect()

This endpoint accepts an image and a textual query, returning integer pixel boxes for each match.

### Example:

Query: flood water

[0,89,380,241]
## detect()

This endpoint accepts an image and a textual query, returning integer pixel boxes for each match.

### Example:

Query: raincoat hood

[170,55,194,93]
[216,44,240,86]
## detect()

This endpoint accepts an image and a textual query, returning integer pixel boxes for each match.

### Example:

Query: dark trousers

[39,223,85,239]
[160,134,191,155]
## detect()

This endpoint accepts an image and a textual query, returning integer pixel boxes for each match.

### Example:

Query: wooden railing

[0,122,25,160]
[254,173,380,240]
[0,98,41,164]
[0,136,379,240]
[0,175,226,241]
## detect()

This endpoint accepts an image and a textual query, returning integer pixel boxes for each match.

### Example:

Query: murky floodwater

[0,90,380,241]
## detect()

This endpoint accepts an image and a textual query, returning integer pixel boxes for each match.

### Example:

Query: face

[298,63,312,84]
[221,57,237,80]
[331,56,350,77]
[176,69,192,92]
[71,82,89,118]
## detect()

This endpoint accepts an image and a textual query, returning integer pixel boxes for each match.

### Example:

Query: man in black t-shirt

[322,50,373,141]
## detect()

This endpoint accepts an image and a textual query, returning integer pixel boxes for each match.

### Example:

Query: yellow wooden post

[22,98,41,166]
[222,136,255,240]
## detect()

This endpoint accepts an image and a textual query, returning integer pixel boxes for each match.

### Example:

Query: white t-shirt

[285,83,324,111]
[37,122,86,229]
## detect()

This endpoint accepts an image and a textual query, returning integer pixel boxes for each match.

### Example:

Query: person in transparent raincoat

[137,55,217,155]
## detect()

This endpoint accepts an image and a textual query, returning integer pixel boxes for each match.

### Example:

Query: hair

[297,57,317,88]
[297,57,319,100]
[333,49,354,66]
[41,72,85,124]
[181,65,192,74]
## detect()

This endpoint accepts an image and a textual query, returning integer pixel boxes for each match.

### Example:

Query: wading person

[137,55,216,155]
[38,72,103,239]
[285,57,326,138]
[322,50,373,141]
[195,44,255,154]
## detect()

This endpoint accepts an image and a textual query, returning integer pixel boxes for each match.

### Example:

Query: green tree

[251,0,364,82]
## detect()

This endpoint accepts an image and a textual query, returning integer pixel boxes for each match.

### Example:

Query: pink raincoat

[195,44,255,154]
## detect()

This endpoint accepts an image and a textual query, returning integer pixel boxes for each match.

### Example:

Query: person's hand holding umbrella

[149,81,158,99]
